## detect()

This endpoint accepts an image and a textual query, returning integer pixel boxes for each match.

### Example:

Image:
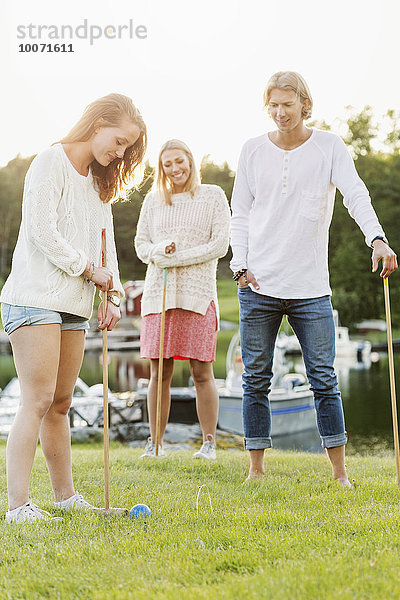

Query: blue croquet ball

[129,504,151,518]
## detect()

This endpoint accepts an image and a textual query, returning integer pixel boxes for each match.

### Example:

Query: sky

[1,0,399,171]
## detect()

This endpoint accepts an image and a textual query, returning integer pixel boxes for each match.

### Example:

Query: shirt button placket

[282,152,289,195]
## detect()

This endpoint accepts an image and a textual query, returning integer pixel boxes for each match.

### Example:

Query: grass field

[1,442,400,599]
[1,281,400,598]
[217,278,239,323]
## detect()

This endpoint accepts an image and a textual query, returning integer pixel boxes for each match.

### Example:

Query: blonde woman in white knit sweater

[0,94,147,523]
[135,140,230,460]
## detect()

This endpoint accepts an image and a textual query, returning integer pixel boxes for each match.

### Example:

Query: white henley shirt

[230,128,386,299]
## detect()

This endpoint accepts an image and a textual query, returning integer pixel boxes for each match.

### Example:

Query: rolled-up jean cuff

[244,437,272,450]
[321,432,348,449]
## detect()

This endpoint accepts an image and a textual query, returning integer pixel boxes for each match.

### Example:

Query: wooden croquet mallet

[96,229,128,516]
[382,261,400,489]
[155,268,168,456]
[101,228,110,509]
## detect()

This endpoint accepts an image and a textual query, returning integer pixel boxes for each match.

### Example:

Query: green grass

[2,442,400,599]
[217,278,239,323]
[357,328,400,345]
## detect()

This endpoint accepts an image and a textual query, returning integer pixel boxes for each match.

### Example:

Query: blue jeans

[238,287,347,450]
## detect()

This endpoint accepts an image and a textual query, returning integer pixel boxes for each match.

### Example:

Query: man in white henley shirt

[230,71,397,485]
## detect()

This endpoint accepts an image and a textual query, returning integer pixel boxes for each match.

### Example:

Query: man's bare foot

[243,471,264,483]
[334,477,352,488]
[326,446,350,487]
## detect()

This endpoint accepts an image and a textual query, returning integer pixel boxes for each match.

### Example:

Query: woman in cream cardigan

[135,139,230,460]
[0,94,147,523]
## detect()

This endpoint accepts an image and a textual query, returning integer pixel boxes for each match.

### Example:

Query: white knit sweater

[134,184,230,323]
[0,144,124,318]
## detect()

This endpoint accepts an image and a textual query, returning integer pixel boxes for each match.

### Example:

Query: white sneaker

[193,434,216,460]
[140,437,166,459]
[5,501,64,524]
[54,492,100,512]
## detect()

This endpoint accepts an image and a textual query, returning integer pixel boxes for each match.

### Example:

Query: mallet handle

[383,273,400,489]
[102,228,110,509]
[155,268,167,456]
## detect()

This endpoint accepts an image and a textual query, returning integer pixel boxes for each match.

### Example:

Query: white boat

[217,332,317,437]
[0,377,141,434]
[335,325,371,360]
[279,310,371,361]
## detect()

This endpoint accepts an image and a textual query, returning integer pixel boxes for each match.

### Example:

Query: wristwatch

[107,294,121,308]
[371,235,388,248]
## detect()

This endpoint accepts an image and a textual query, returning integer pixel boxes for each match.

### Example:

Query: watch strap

[107,294,121,307]
[371,235,388,248]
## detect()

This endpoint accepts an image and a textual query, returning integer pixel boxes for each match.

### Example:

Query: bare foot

[243,471,264,484]
[334,477,352,488]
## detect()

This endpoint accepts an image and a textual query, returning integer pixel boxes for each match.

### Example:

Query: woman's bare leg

[190,359,218,441]
[39,330,86,502]
[147,358,174,443]
[7,324,61,510]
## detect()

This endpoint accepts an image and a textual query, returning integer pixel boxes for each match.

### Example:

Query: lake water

[1,345,399,456]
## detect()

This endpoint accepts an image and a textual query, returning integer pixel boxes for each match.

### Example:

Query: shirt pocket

[300,191,327,222]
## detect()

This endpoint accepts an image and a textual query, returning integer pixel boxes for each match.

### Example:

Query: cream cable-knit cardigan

[0,144,124,319]
[134,184,231,325]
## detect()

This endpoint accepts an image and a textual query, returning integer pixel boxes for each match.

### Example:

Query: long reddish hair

[59,93,147,203]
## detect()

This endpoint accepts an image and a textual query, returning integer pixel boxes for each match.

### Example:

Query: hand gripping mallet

[382,264,400,489]
[155,267,167,456]
[100,229,128,515]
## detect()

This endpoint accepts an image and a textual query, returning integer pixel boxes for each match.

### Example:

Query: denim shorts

[1,303,90,335]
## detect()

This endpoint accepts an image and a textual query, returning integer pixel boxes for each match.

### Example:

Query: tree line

[0,106,399,327]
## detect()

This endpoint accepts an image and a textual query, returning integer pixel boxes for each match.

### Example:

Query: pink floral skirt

[140,301,217,362]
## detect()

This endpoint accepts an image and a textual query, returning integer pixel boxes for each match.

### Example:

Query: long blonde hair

[156,139,200,206]
[263,71,313,120]
[59,93,147,203]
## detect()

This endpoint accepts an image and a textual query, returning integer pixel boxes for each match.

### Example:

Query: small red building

[122,280,145,317]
